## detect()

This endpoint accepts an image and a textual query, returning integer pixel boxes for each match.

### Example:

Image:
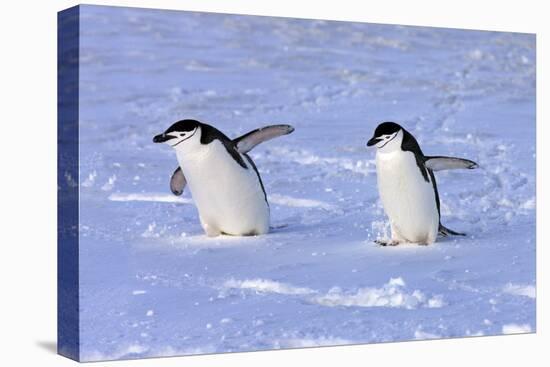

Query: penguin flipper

[170,166,186,196]
[438,223,466,237]
[425,156,478,171]
[234,124,295,153]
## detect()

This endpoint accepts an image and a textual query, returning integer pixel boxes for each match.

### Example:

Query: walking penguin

[366,121,478,245]
[154,119,294,237]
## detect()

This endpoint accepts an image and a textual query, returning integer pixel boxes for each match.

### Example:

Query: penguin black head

[153,119,202,148]
[367,122,403,149]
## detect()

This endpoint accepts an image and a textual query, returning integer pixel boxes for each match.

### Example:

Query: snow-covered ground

[75,5,535,361]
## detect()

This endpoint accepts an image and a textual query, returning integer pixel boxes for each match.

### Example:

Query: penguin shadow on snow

[150,229,269,250]
[370,234,468,250]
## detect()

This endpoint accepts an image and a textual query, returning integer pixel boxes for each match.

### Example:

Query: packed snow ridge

[502,283,536,299]
[502,323,532,334]
[222,277,445,310]
[312,278,445,309]
[109,192,193,204]
[109,192,336,210]
[223,278,315,296]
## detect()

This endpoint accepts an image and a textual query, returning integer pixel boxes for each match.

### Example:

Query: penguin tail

[439,224,466,237]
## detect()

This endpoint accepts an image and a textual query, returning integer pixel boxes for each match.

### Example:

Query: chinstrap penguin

[367,121,478,246]
[153,119,294,237]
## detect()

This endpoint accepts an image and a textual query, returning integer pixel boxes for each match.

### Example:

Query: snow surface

[74,5,535,362]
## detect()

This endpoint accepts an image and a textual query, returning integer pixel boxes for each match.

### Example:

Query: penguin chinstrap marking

[366,122,478,246]
[153,119,295,237]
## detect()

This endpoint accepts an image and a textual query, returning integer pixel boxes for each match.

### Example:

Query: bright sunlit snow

[73,5,535,361]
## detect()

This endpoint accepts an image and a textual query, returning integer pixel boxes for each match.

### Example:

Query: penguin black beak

[367,137,380,147]
[153,133,176,143]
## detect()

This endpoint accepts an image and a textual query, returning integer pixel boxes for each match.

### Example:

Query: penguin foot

[205,230,221,237]
[375,239,401,247]
[201,222,221,237]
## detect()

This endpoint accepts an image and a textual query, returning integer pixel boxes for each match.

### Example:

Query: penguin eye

[180,133,186,137]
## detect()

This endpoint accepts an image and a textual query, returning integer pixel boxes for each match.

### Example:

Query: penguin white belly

[376,150,439,244]
[176,140,269,236]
